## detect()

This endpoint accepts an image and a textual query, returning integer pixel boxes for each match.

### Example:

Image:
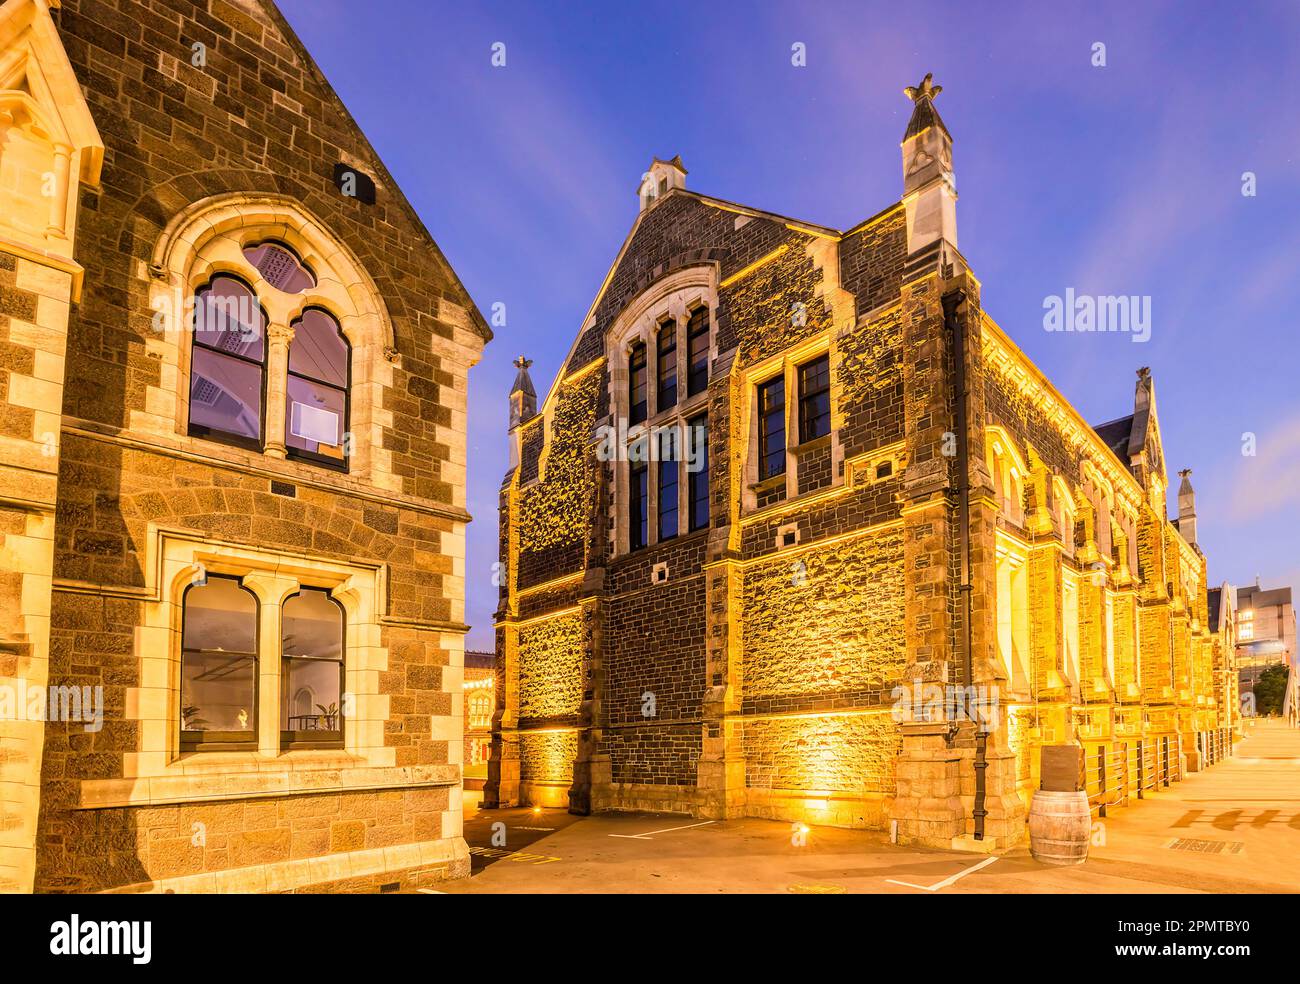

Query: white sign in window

[291,402,339,445]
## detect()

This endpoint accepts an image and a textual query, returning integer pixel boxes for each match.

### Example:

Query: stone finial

[900,71,956,253]
[509,354,537,429]
[1137,366,1151,379]
[1177,468,1197,546]
[904,72,943,104]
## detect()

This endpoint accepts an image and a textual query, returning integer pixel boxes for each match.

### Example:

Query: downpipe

[944,288,987,841]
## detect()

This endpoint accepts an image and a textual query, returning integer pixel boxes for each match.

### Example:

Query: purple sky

[278,0,1300,650]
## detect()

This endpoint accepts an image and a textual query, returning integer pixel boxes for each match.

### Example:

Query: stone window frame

[606,267,718,557]
[116,525,392,790]
[1051,475,1076,559]
[146,193,397,485]
[985,427,1027,529]
[994,530,1031,692]
[1061,566,1081,691]
[740,331,844,513]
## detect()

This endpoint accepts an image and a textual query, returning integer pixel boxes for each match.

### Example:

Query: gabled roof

[0,0,103,185]
[1092,415,1135,464]
[256,1,490,341]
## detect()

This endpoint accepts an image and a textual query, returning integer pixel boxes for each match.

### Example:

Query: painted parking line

[417,889,445,894]
[886,856,998,892]
[469,845,562,864]
[609,820,716,840]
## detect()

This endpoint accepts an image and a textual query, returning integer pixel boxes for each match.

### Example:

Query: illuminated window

[656,319,677,412]
[797,354,831,444]
[686,306,709,396]
[657,429,679,542]
[629,341,648,426]
[181,575,259,750]
[757,376,786,479]
[468,691,493,729]
[286,308,350,468]
[188,275,267,450]
[280,587,345,748]
[630,453,648,550]
[188,242,352,471]
[688,414,709,531]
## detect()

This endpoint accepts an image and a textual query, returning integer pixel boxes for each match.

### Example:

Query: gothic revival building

[487,75,1234,847]
[0,0,487,892]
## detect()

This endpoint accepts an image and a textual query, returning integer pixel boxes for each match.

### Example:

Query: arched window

[286,307,350,467]
[469,691,493,729]
[281,587,345,747]
[188,275,267,449]
[180,575,259,750]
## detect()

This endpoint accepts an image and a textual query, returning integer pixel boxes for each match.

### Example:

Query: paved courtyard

[435,720,1300,894]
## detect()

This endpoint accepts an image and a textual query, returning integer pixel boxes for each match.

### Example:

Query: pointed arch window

[286,308,350,468]
[188,275,267,449]
[281,587,346,748]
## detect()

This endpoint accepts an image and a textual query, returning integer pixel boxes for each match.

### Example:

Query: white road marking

[886,855,999,892]
[417,889,445,894]
[609,820,716,840]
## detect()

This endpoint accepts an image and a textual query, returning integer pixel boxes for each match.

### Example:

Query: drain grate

[1164,838,1244,855]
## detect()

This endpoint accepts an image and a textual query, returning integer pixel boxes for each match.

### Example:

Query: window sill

[75,759,462,810]
[750,472,787,492]
[792,433,832,453]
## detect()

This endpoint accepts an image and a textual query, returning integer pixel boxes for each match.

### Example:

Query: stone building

[0,0,488,893]
[463,650,495,780]
[1206,584,1241,737]
[486,74,1233,848]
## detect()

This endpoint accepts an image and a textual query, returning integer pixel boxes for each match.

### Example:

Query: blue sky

[279,0,1300,650]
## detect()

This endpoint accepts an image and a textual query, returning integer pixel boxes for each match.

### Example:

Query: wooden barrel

[1028,789,1091,865]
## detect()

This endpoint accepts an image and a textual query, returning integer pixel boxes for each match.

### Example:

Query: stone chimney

[1177,468,1197,547]
[639,155,687,212]
[508,355,537,470]
[901,73,957,256]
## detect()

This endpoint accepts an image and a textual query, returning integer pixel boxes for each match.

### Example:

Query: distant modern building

[1233,582,1296,720]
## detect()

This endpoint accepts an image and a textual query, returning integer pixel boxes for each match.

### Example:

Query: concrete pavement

[441,720,1299,894]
